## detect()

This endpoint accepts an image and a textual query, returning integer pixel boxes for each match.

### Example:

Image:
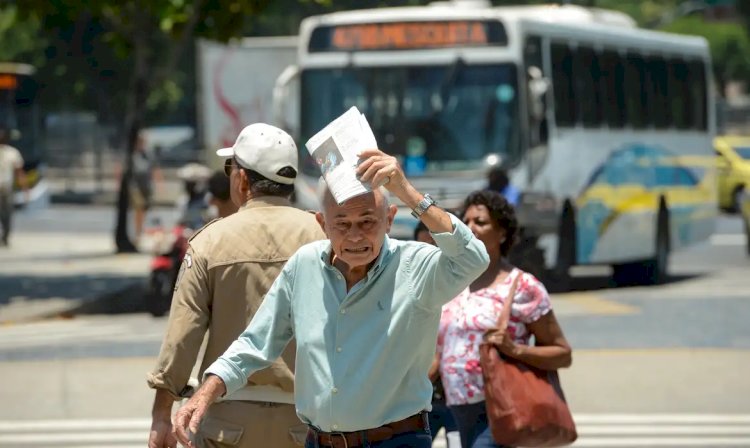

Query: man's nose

[347,226,364,241]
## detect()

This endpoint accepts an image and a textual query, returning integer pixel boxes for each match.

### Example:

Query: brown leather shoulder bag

[479,274,577,447]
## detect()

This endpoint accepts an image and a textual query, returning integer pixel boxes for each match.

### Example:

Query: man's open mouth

[345,247,369,253]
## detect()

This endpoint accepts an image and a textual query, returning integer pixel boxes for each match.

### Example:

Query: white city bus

[277,2,717,286]
[0,62,46,207]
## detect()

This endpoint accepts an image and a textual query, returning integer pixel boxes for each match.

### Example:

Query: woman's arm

[428,352,440,383]
[489,310,572,371]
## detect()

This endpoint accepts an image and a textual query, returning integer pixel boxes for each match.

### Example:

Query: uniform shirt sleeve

[409,214,490,311]
[146,245,211,398]
[203,256,296,396]
[514,271,552,324]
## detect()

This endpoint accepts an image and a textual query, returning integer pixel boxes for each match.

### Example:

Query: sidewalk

[47,167,184,206]
[0,231,152,324]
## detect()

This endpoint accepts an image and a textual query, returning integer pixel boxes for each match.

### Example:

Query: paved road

[1,207,748,447]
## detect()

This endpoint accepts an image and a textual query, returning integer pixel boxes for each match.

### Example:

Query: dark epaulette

[187,218,222,242]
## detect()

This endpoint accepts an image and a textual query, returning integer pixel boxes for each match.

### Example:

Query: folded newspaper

[305,106,378,205]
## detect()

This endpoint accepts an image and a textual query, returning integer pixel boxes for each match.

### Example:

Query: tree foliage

[664,15,750,95]
[15,0,274,252]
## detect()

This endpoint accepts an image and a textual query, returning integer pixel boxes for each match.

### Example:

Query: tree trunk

[114,34,150,253]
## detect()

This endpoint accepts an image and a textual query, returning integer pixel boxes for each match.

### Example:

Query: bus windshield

[300,63,520,176]
[0,70,39,165]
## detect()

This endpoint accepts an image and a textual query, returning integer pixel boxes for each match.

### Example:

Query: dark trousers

[428,400,458,442]
[0,190,12,244]
[305,429,432,448]
[450,401,510,448]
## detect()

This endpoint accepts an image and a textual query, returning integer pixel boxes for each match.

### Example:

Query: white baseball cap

[216,123,298,185]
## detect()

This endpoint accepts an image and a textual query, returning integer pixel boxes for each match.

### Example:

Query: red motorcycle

[145,163,212,316]
[146,222,194,317]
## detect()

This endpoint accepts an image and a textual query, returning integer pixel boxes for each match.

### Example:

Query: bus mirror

[272,64,300,131]
[527,66,548,122]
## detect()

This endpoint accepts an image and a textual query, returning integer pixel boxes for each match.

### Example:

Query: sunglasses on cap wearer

[223,158,235,177]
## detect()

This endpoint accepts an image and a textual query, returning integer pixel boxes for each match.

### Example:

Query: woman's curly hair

[461,190,519,256]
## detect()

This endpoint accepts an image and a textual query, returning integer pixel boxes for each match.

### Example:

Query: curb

[50,193,178,208]
[61,282,150,317]
[0,282,150,325]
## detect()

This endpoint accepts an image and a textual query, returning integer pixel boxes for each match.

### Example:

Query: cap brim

[216,147,234,157]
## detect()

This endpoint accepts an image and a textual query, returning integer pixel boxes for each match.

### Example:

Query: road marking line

[575,414,750,424]
[573,437,750,446]
[579,425,750,435]
[0,419,150,431]
[558,293,640,315]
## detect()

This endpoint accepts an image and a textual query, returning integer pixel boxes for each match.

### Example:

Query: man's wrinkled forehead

[323,189,385,218]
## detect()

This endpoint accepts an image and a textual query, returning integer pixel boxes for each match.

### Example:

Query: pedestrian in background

[147,123,326,448]
[206,169,238,219]
[130,133,163,244]
[486,166,519,207]
[0,128,27,247]
[172,148,490,448]
[437,190,572,448]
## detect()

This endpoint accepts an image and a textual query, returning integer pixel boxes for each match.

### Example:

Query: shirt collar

[320,234,392,278]
[239,196,293,211]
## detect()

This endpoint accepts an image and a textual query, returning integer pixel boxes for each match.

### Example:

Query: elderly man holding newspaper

[173,109,490,448]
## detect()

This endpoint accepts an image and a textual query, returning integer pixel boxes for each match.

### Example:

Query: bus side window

[599,50,625,129]
[624,53,648,129]
[551,42,576,128]
[647,57,670,129]
[669,59,691,130]
[575,46,602,128]
[689,60,708,131]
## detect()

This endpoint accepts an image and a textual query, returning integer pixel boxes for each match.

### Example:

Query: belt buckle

[326,432,348,448]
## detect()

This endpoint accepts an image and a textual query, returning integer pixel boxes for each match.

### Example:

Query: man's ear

[238,169,250,197]
[385,204,397,233]
[315,212,328,235]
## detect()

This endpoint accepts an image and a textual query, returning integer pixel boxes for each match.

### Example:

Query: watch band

[411,194,436,219]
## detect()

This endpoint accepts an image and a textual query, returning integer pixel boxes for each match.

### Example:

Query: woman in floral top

[436,190,572,448]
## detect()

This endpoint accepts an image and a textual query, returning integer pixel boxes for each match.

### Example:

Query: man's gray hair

[316,177,390,210]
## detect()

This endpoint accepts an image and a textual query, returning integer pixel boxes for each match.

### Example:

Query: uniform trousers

[193,400,304,448]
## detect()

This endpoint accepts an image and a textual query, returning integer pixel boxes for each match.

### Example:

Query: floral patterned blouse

[437,268,552,406]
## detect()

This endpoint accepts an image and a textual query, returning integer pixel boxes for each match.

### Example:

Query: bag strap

[495,271,522,331]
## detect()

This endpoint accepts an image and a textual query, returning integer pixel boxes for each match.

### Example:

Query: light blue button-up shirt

[204,214,489,432]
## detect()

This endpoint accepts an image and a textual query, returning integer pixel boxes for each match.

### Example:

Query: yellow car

[742,191,750,256]
[714,136,750,212]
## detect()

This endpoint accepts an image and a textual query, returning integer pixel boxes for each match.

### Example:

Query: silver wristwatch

[411,194,436,219]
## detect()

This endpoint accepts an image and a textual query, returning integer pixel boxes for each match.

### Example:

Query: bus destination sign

[0,74,18,90]
[309,20,507,52]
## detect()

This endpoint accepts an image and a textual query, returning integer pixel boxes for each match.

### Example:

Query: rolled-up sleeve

[410,213,489,310]
[203,259,296,396]
[147,246,211,399]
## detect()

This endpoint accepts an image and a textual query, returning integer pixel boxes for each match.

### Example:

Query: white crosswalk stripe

[0,316,165,351]
[432,414,750,448]
[2,414,749,448]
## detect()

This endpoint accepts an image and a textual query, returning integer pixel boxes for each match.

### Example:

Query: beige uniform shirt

[147,196,326,400]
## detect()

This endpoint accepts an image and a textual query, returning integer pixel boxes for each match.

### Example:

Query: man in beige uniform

[147,123,325,448]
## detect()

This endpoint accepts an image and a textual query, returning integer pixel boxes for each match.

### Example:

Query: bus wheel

[612,205,670,286]
[550,201,576,292]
